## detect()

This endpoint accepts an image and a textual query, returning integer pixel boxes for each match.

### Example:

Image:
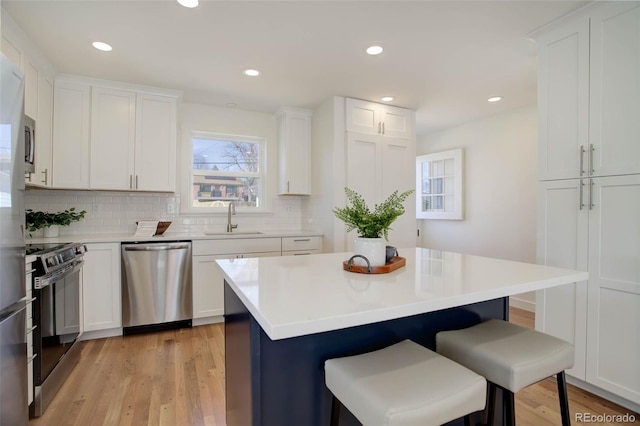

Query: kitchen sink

[203,231,264,236]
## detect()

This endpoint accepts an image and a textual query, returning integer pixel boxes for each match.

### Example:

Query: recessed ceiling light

[366,46,383,55]
[177,0,199,8]
[243,69,260,77]
[92,41,112,52]
[488,96,503,103]
[381,96,394,102]
[226,103,238,108]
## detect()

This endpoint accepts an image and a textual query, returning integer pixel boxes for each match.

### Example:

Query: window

[416,148,463,220]
[190,132,265,209]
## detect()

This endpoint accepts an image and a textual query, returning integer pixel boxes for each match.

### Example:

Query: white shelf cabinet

[81,243,122,333]
[345,98,414,139]
[52,79,91,189]
[89,88,177,192]
[534,1,640,409]
[346,130,416,250]
[276,107,312,195]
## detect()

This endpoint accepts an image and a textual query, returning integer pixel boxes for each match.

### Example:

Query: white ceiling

[2,0,589,136]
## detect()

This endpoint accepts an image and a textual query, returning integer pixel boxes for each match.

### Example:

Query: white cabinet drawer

[282,249,321,257]
[193,238,281,256]
[282,236,322,252]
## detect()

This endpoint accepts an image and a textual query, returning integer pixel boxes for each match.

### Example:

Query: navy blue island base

[224,280,509,426]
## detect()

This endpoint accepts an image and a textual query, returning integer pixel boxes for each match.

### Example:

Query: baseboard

[192,316,224,327]
[80,327,123,340]
[566,375,640,415]
[509,297,535,312]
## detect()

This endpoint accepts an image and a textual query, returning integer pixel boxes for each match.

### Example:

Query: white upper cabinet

[52,79,91,189]
[90,87,136,190]
[35,75,54,187]
[134,93,177,192]
[535,2,640,180]
[345,98,413,139]
[276,107,312,195]
[589,3,640,177]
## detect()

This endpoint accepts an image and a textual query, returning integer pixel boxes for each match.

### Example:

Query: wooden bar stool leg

[330,395,341,426]
[464,413,474,426]
[557,371,571,426]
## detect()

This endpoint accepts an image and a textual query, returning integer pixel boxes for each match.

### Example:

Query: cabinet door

[535,179,588,380]
[589,3,640,177]
[134,93,177,192]
[345,98,381,135]
[382,137,416,248]
[193,254,230,318]
[1,34,22,70]
[52,80,90,189]
[379,106,413,139]
[90,87,136,190]
[34,75,53,187]
[536,19,590,181]
[586,175,640,403]
[277,108,311,195]
[24,59,39,120]
[82,243,122,332]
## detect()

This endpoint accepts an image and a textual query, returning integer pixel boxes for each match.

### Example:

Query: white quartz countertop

[217,248,589,340]
[27,230,322,245]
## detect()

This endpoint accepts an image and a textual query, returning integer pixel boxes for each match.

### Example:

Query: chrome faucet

[227,202,238,233]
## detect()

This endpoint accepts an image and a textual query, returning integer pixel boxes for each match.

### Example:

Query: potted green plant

[333,187,413,266]
[26,208,87,238]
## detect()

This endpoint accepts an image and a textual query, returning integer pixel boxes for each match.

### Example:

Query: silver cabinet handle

[378,122,382,134]
[590,179,595,210]
[293,252,311,256]
[41,168,48,185]
[27,325,37,334]
[287,181,290,193]
[293,238,311,242]
[28,354,38,363]
[135,175,139,189]
[382,122,385,135]
[129,175,133,189]
[589,144,595,175]
[579,180,585,210]
[25,172,32,182]
[579,145,585,176]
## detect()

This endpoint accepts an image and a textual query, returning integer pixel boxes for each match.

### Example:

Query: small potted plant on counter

[26,208,87,238]
[333,187,413,267]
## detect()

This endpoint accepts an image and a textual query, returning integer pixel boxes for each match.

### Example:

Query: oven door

[33,262,81,385]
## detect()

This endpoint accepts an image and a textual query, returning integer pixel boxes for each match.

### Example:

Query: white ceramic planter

[353,237,386,267]
[43,225,59,238]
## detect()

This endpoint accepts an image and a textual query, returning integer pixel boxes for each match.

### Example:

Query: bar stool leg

[504,388,515,426]
[557,371,571,426]
[464,413,474,426]
[486,384,496,426]
[330,395,341,426]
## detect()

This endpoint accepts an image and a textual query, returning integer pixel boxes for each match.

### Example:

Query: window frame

[416,148,464,220]
[184,131,268,214]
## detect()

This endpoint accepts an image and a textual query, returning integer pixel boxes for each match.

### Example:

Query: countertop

[217,247,589,340]
[27,230,323,245]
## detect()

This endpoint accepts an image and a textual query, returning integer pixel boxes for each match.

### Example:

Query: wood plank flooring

[30,309,639,425]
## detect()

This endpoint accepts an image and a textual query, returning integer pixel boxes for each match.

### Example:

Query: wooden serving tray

[343,256,406,274]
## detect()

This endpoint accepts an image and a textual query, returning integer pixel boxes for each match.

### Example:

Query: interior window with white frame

[416,148,463,220]
[190,132,265,209]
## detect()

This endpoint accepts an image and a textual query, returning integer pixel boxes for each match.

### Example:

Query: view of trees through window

[191,135,263,208]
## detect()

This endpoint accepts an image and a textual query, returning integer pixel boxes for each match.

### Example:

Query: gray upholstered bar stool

[436,319,574,426]
[324,339,487,426]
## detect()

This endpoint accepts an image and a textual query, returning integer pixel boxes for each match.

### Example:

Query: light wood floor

[30,309,639,425]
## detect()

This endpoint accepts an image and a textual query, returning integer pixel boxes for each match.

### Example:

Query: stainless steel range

[28,242,86,417]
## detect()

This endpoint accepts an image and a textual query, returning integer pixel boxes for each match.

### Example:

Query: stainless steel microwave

[24,114,35,173]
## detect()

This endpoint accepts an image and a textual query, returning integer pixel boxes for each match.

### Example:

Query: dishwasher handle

[123,242,191,252]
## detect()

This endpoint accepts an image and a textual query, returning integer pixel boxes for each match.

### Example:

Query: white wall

[417,105,537,310]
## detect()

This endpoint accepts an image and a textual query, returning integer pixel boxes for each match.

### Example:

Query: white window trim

[181,131,269,214]
[416,148,464,220]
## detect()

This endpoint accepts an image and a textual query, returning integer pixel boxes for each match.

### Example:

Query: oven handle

[34,259,84,290]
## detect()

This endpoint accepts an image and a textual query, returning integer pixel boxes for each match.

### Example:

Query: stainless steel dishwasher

[121,241,192,334]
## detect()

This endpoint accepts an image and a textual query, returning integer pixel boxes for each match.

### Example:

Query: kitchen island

[218,248,588,426]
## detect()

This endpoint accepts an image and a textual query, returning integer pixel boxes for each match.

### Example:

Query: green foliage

[25,208,87,232]
[333,187,414,240]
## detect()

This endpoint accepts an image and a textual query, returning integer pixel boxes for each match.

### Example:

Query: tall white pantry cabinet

[534,1,640,410]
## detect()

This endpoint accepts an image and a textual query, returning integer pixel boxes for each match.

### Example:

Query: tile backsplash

[25,189,303,236]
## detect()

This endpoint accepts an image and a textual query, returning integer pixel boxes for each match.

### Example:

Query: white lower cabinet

[282,236,322,256]
[192,238,282,321]
[537,175,640,407]
[81,243,122,334]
